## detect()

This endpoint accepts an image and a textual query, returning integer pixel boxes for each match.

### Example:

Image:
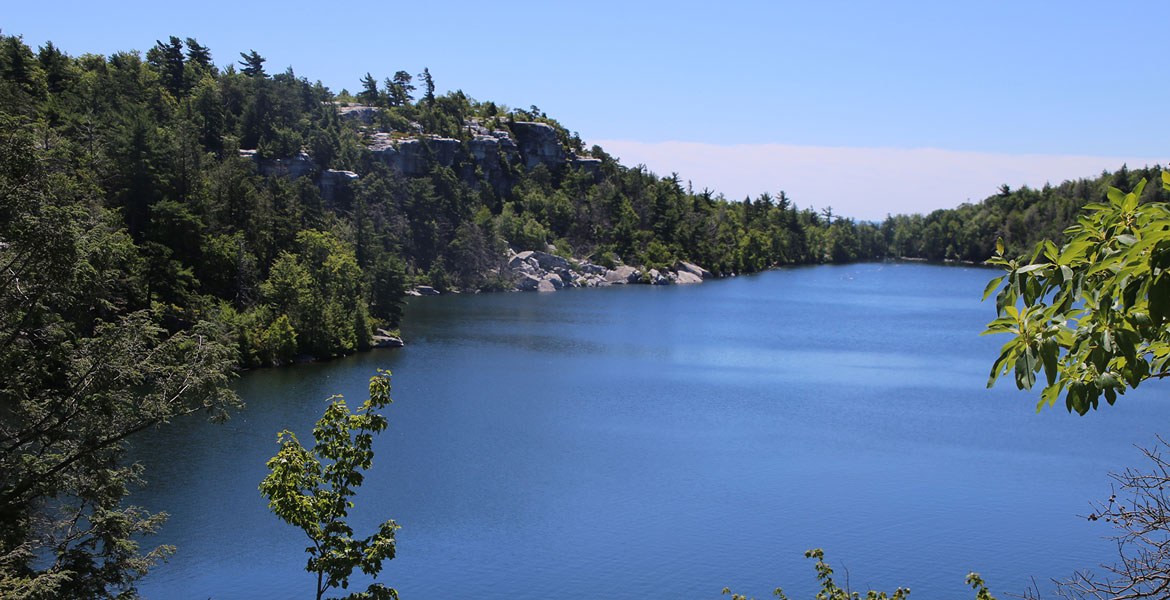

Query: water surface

[131,263,1165,599]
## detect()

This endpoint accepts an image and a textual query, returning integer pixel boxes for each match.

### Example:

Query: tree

[419,67,434,107]
[238,49,266,78]
[146,36,185,97]
[259,371,399,600]
[184,37,212,70]
[385,71,413,107]
[0,116,239,600]
[357,72,379,105]
[982,175,1170,413]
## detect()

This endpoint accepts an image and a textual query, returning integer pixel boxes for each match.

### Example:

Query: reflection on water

[130,263,1164,600]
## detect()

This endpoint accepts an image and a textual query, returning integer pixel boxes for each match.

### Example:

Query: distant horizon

[591,139,1164,222]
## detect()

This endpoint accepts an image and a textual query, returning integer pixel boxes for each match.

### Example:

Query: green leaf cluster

[983,175,1170,413]
[259,371,400,600]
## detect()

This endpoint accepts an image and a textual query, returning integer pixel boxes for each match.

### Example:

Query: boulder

[371,333,404,348]
[526,250,570,271]
[542,274,564,289]
[516,274,541,291]
[648,269,669,285]
[604,265,640,284]
[677,260,713,279]
[581,263,607,276]
[507,253,529,269]
[414,286,440,296]
[676,270,703,284]
[536,278,558,292]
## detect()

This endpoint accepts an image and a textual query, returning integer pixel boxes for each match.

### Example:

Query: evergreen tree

[184,37,212,70]
[147,36,186,97]
[238,49,266,78]
[420,67,435,106]
[386,70,413,106]
[358,72,379,105]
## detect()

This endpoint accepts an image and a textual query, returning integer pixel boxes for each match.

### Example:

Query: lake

[130,262,1165,599]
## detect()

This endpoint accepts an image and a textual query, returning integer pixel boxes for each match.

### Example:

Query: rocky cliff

[243,108,602,202]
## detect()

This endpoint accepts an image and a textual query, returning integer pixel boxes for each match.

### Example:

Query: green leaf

[982,275,1005,301]
[1096,371,1119,389]
[1015,345,1037,390]
[1162,170,1170,190]
[995,286,1009,316]
[1043,240,1059,262]
[1151,275,1170,324]
[1059,240,1092,264]
[1040,338,1058,387]
[1131,178,1147,204]
[996,238,1004,256]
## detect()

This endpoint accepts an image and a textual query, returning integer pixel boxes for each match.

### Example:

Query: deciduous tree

[259,371,399,600]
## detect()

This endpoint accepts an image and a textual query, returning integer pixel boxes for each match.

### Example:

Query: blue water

[130,263,1165,599]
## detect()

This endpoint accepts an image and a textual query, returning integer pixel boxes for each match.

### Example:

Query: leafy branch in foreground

[721,549,996,600]
[259,370,399,600]
[982,174,1170,413]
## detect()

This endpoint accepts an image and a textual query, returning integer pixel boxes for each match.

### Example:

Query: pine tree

[238,49,266,78]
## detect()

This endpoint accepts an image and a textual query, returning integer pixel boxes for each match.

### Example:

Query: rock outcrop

[677,261,713,280]
[493,248,713,293]
[336,104,381,125]
[242,108,603,203]
[371,328,404,348]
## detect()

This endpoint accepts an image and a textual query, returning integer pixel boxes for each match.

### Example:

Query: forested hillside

[880,164,1169,262]
[0,33,898,366]
[1,33,1161,367]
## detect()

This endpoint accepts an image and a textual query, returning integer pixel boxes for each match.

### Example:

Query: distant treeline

[880,164,1169,262]
[0,33,1158,366]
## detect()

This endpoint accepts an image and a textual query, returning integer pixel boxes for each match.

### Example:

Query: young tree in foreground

[982,174,1170,414]
[259,370,399,600]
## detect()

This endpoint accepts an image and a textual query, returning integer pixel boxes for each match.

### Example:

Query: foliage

[879,165,1168,263]
[0,116,239,599]
[722,549,997,600]
[259,371,399,600]
[982,176,1170,413]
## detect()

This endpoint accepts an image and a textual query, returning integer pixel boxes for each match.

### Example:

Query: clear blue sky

[6,1,1166,217]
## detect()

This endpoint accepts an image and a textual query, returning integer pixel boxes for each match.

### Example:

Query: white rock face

[677,261,713,279]
[604,266,640,284]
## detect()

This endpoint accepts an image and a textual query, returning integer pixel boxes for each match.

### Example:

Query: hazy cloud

[592,140,1165,222]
